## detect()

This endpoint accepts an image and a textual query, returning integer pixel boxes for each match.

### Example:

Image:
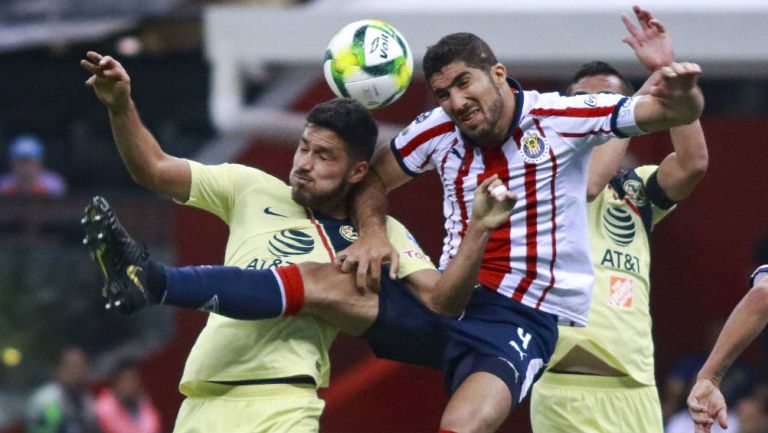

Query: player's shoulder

[383,215,419,243]
[528,90,626,114]
[397,107,455,142]
[190,160,285,185]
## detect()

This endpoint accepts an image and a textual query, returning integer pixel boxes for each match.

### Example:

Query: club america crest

[519,131,550,163]
[623,179,648,206]
[339,225,359,242]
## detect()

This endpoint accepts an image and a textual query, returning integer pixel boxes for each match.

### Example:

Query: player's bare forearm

[421,176,515,316]
[656,120,708,201]
[427,221,492,316]
[351,168,389,234]
[108,101,191,201]
[83,51,192,201]
[586,138,630,201]
[697,280,768,385]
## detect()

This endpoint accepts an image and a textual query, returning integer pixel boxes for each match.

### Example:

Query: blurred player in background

[688,265,768,433]
[25,347,99,433]
[81,49,513,432]
[530,6,708,433]
[338,15,705,433]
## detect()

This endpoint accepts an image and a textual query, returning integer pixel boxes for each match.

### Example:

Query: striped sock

[162,264,304,319]
[274,264,305,316]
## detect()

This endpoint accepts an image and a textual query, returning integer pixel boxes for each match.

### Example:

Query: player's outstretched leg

[82,196,157,314]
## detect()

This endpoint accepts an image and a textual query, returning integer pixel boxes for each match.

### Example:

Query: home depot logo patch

[609,276,634,308]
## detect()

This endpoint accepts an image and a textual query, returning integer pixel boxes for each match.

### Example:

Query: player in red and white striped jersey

[340,30,705,432]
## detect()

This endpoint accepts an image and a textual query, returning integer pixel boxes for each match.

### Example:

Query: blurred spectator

[93,358,160,433]
[24,347,100,433]
[661,321,760,422]
[1,134,67,197]
[734,393,768,433]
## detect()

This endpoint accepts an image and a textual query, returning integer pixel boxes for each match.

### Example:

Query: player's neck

[494,87,518,142]
[310,200,349,220]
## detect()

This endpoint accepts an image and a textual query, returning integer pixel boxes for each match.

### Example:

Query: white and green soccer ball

[323,19,413,109]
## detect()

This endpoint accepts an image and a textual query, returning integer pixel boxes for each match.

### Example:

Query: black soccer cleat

[82,196,156,314]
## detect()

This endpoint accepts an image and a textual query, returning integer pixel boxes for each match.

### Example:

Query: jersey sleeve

[390,109,453,176]
[185,160,274,224]
[634,165,676,227]
[536,93,646,149]
[384,216,436,278]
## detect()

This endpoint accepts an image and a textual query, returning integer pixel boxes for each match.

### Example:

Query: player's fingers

[502,192,517,208]
[355,259,370,292]
[649,18,667,35]
[621,13,644,40]
[80,59,100,74]
[636,6,653,28]
[477,174,498,193]
[85,75,96,87]
[368,257,382,291]
[717,408,728,428]
[621,36,639,49]
[339,255,357,273]
[334,254,346,267]
[99,55,116,67]
[658,65,678,79]
[389,251,399,280]
[86,51,103,63]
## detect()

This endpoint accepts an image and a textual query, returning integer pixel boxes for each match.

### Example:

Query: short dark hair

[306,98,377,162]
[423,33,499,82]
[567,61,635,96]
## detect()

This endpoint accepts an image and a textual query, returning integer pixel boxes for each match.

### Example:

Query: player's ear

[491,63,507,87]
[347,160,368,184]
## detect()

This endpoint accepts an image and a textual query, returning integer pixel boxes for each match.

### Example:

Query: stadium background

[0,0,767,431]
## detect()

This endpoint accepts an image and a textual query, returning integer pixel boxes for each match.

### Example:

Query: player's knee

[297,262,356,304]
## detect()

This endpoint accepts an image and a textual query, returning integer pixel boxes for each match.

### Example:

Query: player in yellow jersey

[81,50,515,432]
[529,6,709,433]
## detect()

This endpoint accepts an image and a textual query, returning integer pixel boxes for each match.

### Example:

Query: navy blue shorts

[443,286,559,405]
[363,280,558,405]
[362,276,448,370]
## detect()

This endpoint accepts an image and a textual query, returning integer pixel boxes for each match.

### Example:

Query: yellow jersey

[179,161,435,396]
[548,165,675,385]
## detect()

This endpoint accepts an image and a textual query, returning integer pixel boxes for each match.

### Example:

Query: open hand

[621,5,674,71]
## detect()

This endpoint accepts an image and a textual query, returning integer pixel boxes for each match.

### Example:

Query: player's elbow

[586,183,603,202]
[683,151,709,182]
[747,280,768,316]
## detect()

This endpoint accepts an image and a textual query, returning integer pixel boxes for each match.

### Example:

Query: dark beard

[290,181,350,214]
[464,90,504,144]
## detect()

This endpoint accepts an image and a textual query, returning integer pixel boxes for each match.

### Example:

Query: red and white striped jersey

[391,80,643,326]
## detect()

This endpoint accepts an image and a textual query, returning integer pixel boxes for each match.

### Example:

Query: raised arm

[80,51,191,202]
[688,268,768,432]
[633,63,703,133]
[406,176,516,316]
[587,5,674,201]
[622,5,709,201]
[338,146,413,290]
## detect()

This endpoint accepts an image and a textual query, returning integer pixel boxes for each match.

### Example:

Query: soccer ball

[323,20,413,109]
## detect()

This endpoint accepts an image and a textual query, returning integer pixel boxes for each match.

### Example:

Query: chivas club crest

[519,131,550,163]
